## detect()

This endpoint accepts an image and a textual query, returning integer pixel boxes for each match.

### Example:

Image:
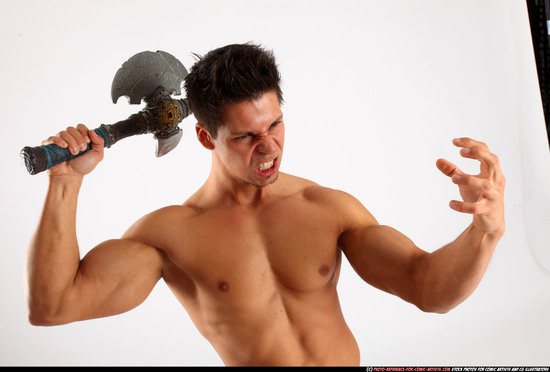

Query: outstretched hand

[436,138,505,236]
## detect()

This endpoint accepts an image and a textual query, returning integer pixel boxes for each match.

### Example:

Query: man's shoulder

[277,173,358,206]
[145,204,198,221]
[278,173,377,232]
[277,172,320,193]
[124,204,198,239]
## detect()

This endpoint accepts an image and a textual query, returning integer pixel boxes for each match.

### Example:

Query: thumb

[88,129,105,149]
[87,129,105,160]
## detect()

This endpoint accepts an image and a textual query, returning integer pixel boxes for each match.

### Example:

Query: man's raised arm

[340,138,505,313]
[26,125,164,325]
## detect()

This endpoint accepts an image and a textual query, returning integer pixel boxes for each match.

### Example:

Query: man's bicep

[61,238,164,323]
[341,223,427,306]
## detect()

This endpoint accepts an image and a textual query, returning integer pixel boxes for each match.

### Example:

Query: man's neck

[204,167,275,208]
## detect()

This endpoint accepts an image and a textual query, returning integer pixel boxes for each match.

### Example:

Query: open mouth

[258,159,274,171]
[256,158,278,178]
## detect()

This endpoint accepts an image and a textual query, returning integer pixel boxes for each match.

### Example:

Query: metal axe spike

[21,50,192,175]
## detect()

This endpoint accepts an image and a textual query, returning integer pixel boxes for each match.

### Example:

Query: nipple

[218,280,230,292]
[319,265,330,276]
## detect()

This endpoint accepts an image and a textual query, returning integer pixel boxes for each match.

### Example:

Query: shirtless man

[26,43,506,366]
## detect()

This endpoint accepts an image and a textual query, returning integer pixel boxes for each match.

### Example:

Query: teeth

[259,159,274,171]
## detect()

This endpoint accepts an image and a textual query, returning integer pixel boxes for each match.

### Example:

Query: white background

[1,0,549,366]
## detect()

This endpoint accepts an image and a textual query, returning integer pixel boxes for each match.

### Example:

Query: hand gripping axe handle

[21,50,192,175]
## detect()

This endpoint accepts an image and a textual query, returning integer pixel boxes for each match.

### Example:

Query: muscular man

[26,44,505,366]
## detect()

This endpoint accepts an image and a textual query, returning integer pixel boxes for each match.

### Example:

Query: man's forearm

[26,175,84,324]
[419,223,502,313]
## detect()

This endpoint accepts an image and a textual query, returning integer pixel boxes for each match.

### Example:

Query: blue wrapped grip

[21,127,110,175]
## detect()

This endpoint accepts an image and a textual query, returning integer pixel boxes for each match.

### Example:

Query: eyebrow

[231,114,283,137]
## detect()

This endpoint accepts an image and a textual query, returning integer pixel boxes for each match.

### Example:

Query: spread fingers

[451,173,501,201]
[452,137,505,186]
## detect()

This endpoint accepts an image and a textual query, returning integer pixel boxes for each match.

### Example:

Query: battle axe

[21,50,192,175]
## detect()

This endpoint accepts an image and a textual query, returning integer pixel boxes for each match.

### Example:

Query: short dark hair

[184,43,283,139]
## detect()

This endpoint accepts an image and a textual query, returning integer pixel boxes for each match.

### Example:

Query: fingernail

[452,174,461,183]
[71,147,79,154]
[461,148,471,154]
[80,143,87,151]
[85,135,91,143]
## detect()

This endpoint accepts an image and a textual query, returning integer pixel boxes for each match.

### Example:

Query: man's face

[210,91,285,188]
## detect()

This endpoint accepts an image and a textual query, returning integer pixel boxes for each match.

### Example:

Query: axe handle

[21,114,149,175]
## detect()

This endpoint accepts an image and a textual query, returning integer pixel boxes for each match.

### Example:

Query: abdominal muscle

[184,284,360,366]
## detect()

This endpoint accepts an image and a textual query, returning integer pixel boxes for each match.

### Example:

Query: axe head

[111,50,189,157]
[111,50,188,105]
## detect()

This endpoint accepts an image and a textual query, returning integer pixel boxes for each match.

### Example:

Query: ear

[196,123,215,150]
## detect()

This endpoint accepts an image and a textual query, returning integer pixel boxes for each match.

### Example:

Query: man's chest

[162,199,343,300]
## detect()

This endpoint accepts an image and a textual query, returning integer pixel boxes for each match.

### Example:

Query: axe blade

[111,50,188,105]
[155,129,183,157]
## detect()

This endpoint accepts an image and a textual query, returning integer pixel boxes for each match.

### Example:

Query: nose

[256,134,277,154]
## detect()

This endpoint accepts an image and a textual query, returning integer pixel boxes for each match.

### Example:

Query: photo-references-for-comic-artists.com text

[367,368,549,372]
